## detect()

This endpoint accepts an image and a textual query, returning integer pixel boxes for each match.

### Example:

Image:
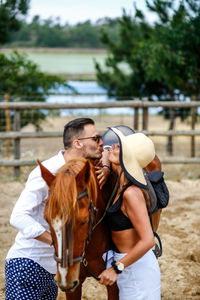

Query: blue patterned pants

[5,258,58,300]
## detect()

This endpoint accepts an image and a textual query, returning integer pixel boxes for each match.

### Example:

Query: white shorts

[103,249,161,300]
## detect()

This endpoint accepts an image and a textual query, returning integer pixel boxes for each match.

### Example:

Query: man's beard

[82,145,101,161]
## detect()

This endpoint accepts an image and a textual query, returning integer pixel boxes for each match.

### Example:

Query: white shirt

[6,150,66,274]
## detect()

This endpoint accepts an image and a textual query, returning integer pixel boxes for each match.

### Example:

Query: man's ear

[37,160,55,187]
[73,139,83,149]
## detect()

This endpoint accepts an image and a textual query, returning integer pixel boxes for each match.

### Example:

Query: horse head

[38,158,97,292]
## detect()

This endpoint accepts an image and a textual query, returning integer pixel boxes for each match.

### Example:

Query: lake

[47,80,160,116]
[48,80,132,116]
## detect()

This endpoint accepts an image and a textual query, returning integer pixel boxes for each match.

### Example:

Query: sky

[27,0,157,25]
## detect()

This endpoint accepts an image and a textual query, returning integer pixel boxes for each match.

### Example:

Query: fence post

[4,93,11,158]
[134,108,139,130]
[142,99,148,131]
[191,95,196,157]
[13,109,21,178]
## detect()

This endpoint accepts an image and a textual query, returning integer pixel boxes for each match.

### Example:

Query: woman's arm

[119,186,155,268]
[95,149,111,189]
[98,186,154,285]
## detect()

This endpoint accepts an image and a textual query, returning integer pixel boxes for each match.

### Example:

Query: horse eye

[81,218,88,226]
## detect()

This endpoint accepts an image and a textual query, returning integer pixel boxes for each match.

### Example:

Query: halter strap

[77,189,88,200]
[53,188,97,267]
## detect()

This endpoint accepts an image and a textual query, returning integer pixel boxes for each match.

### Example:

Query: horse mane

[45,157,97,225]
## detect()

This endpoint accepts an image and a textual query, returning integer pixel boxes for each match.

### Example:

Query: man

[5,118,104,300]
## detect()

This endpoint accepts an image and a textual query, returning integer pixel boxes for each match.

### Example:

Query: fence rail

[0,100,200,109]
[1,157,200,167]
[1,130,200,139]
[0,99,200,177]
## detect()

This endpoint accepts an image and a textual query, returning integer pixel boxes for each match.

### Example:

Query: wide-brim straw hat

[110,127,155,189]
[102,125,135,146]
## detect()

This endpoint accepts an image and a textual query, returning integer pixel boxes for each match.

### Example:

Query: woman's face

[108,143,120,165]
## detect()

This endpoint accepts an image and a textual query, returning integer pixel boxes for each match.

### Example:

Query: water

[47,81,161,116]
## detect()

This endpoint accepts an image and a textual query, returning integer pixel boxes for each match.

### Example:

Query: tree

[95,8,168,99]
[6,16,120,48]
[0,0,30,44]
[95,0,200,153]
[0,51,66,129]
[96,1,200,99]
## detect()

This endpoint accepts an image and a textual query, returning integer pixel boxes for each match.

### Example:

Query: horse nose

[72,280,79,289]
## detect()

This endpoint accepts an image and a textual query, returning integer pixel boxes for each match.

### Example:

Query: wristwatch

[111,260,124,274]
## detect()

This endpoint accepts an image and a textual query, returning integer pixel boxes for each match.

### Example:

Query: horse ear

[146,155,162,172]
[76,160,90,184]
[37,159,55,187]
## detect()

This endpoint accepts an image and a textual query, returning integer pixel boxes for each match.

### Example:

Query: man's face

[78,124,103,160]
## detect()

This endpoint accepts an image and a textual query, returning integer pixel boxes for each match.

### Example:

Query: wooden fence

[0,99,200,177]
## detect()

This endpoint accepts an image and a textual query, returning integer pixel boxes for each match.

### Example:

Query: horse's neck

[97,172,118,211]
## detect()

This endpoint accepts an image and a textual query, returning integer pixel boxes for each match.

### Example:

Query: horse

[38,154,162,300]
[38,157,98,292]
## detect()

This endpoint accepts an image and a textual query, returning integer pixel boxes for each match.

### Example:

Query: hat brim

[110,128,148,189]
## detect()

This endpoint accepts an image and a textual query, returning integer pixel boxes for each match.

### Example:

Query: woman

[98,127,161,300]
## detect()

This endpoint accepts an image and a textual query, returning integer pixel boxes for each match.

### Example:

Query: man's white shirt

[6,151,66,274]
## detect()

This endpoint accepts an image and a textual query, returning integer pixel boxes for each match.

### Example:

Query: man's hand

[35,231,53,246]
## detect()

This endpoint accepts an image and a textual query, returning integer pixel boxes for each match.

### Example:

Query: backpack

[144,169,170,258]
[145,170,169,214]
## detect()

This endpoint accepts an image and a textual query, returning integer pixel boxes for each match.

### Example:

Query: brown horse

[39,155,162,300]
[38,158,98,292]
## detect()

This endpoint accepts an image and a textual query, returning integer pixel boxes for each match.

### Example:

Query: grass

[0,48,108,79]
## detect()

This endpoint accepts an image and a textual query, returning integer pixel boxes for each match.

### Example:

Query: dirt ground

[0,115,200,299]
[0,179,200,300]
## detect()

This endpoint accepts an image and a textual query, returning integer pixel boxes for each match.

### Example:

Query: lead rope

[92,177,119,230]
[82,176,119,280]
[149,213,163,258]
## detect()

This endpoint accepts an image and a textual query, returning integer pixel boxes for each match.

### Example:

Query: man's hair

[63,118,95,149]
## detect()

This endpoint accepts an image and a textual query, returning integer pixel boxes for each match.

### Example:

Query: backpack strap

[149,212,162,258]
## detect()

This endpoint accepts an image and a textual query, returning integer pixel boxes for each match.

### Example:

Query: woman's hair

[141,188,151,212]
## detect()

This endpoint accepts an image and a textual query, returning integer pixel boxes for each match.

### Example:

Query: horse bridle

[53,189,97,268]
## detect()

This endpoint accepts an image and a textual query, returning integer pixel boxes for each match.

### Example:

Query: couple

[5,117,161,300]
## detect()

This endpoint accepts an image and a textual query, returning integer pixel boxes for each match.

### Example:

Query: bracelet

[102,165,111,170]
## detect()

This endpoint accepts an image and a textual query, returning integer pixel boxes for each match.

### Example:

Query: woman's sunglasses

[103,145,112,151]
[103,144,120,151]
[78,135,102,143]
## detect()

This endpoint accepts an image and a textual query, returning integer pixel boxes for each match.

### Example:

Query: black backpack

[145,170,169,214]
[144,169,170,258]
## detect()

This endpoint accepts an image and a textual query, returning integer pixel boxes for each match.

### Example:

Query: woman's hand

[100,149,110,167]
[95,166,110,189]
[98,267,118,286]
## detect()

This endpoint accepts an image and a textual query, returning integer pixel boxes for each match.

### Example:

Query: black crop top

[106,182,134,231]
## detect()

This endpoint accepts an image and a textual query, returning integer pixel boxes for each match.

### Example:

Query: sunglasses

[103,144,120,151]
[103,145,112,151]
[78,135,102,143]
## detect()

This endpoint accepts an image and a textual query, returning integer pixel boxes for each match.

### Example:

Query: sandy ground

[0,179,200,300]
[0,115,200,299]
